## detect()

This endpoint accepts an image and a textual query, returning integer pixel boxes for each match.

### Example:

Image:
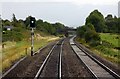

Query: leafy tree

[12,14,18,27]
[2,30,24,42]
[86,10,107,32]
[2,20,11,26]
[77,23,101,46]
[12,14,17,22]
[43,21,55,35]
[24,16,32,28]
[86,23,95,30]
[84,29,100,46]
[18,19,26,28]
[2,14,66,42]
[118,18,120,33]
[77,25,86,38]
[105,15,118,33]
[105,14,113,20]
[36,19,44,31]
[52,22,65,35]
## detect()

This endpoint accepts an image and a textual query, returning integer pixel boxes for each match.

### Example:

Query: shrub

[2,30,24,42]
[77,23,101,46]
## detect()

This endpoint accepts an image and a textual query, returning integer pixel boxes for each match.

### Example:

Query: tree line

[2,14,67,42]
[77,10,120,46]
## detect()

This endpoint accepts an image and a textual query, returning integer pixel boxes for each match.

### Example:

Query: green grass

[99,33,119,47]
[98,33,120,64]
[1,35,59,72]
[77,33,120,65]
[0,45,2,73]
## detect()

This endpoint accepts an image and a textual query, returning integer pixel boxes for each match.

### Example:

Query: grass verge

[76,33,120,65]
[1,35,59,73]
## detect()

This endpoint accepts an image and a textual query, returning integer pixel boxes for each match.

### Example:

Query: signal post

[30,17,35,56]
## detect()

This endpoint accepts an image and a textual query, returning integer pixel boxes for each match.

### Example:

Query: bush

[2,30,24,42]
[89,40,100,46]
[102,41,114,48]
[77,23,101,46]
[85,30,101,46]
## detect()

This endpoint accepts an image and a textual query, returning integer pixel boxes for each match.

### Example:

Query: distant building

[118,1,120,18]
[3,26,13,31]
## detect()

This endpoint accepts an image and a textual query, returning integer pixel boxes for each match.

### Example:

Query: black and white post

[30,17,35,56]
[31,28,34,56]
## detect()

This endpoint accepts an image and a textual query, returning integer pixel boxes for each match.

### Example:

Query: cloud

[1,0,118,27]
[72,0,119,5]
[0,3,2,15]
[0,0,119,5]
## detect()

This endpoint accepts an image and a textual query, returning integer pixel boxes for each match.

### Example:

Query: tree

[77,23,101,46]
[24,16,32,28]
[105,14,118,33]
[2,20,11,26]
[86,23,95,30]
[12,14,17,22]
[2,15,66,42]
[12,14,18,27]
[84,29,100,45]
[52,22,65,34]
[77,25,86,38]
[18,19,26,28]
[118,18,120,33]
[86,10,107,32]
[36,19,45,31]
[43,21,54,34]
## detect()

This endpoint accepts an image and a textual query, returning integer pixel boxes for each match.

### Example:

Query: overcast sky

[0,0,119,27]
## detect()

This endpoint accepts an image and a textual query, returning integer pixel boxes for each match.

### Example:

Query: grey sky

[1,1,119,27]
[118,1,120,17]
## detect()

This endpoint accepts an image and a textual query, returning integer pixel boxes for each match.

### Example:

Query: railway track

[2,37,120,78]
[2,39,61,78]
[70,36,120,79]
[34,39,64,79]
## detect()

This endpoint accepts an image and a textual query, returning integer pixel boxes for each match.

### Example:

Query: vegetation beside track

[76,33,120,65]
[1,14,66,73]
[76,9,120,65]
[1,33,59,72]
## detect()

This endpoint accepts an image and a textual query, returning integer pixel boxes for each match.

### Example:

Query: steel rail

[34,39,64,79]
[2,40,53,78]
[70,44,98,78]
[76,43,120,79]
[70,36,120,79]
[59,40,64,79]
[2,56,26,78]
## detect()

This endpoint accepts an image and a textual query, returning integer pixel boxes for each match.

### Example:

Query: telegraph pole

[30,17,35,56]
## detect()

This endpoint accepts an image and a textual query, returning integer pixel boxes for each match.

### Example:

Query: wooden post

[25,48,27,55]
[2,44,5,48]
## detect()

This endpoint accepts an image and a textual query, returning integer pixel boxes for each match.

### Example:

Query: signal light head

[30,17,35,28]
